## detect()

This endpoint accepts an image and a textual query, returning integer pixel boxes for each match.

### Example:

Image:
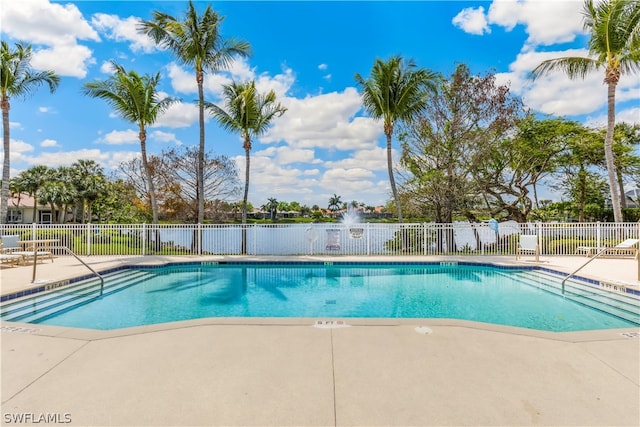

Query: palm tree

[69,160,107,224]
[1,41,60,224]
[328,194,342,215]
[139,1,251,224]
[82,62,177,224]
[355,56,437,223]
[208,81,286,253]
[15,165,52,223]
[208,81,286,221]
[531,0,640,223]
[266,197,278,221]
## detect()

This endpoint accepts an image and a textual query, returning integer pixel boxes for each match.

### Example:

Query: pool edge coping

[2,316,639,344]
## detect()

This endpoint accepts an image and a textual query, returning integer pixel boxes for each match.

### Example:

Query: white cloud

[263,88,382,151]
[495,49,607,116]
[0,0,99,78]
[10,139,35,154]
[586,107,640,129]
[325,146,389,172]
[155,101,200,128]
[255,67,295,99]
[167,63,198,94]
[99,129,139,145]
[454,1,584,49]
[100,61,117,74]
[318,64,328,70]
[617,108,640,126]
[91,13,157,53]
[0,0,99,45]
[452,6,489,36]
[167,59,294,101]
[253,146,320,165]
[487,0,584,48]
[319,168,387,201]
[150,130,182,145]
[38,107,50,113]
[23,149,110,169]
[40,139,58,147]
[31,43,96,78]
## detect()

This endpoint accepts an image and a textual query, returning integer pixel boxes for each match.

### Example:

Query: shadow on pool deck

[1,255,639,426]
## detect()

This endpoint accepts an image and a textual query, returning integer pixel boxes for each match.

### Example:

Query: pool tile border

[2,260,637,303]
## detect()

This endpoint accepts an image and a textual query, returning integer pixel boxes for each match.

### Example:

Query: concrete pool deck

[1,255,639,426]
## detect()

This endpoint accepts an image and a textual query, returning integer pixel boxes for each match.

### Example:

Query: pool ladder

[561,247,610,295]
[31,246,105,296]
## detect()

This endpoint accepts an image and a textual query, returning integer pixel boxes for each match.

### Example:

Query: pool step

[509,270,640,325]
[1,270,154,323]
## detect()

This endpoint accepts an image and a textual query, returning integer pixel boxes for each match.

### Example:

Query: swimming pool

[1,262,638,332]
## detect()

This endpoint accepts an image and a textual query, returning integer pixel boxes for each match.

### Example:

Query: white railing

[1,221,638,257]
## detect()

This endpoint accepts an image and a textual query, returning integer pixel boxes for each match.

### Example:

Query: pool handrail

[31,245,105,296]
[561,247,609,294]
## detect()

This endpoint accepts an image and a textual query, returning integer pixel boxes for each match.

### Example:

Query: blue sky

[1,0,639,209]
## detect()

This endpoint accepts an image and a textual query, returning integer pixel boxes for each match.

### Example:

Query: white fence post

[142,223,147,256]
[537,222,543,256]
[86,223,91,256]
[423,223,427,256]
[596,221,601,249]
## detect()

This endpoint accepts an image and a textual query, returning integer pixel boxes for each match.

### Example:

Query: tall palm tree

[355,56,437,223]
[139,1,251,224]
[531,0,640,223]
[1,41,59,224]
[82,62,177,223]
[207,80,286,253]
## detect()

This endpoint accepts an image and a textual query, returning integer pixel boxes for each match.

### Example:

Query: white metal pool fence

[1,221,638,257]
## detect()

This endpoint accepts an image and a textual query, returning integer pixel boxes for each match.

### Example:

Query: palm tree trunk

[604,81,622,222]
[32,196,38,223]
[386,131,403,223]
[1,97,9,225]
[139,128,158,224]
[241,142,250,255]
[578,167,587,222]
[616,167,627,210]
[196,69,205,225]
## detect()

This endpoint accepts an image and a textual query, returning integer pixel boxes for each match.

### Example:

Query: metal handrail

[561,247,610,294]
[31,245,105,296]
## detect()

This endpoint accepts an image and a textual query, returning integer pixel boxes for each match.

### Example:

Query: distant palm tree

[69,160,107,224]
[207,80,286,227]
[531,0,640,222]
[1,41,59,224]
[139,1,251,224]
[15,165,52,223]
[267,197,278,221]
[328,194,342,215]
[355,56,437,223]
[82,62,177,223]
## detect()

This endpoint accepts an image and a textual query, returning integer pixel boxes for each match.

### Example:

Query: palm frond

[1,41,60,100]
[531,56,599,80]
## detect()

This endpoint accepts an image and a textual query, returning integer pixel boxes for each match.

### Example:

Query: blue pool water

[2,263,639,331]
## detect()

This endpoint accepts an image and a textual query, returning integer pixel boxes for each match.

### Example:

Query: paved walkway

[1,255,639,426]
